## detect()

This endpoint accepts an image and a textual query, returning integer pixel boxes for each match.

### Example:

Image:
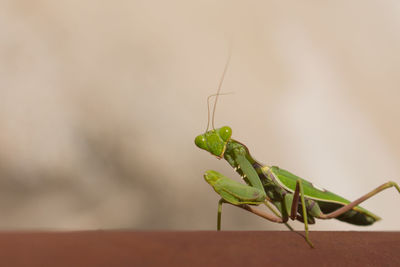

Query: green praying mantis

[194,58,400,248]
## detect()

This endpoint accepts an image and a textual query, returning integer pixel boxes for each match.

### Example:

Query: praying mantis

[194,57,400,248]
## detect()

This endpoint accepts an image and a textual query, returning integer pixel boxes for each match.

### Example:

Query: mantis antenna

[205,51,232,132]
[205,92,233,132]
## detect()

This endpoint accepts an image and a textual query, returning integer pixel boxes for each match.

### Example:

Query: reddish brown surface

[0,231,399,267]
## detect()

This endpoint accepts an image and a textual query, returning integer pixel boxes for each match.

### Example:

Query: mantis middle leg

[286,179,314,248]
[217,199,285,230]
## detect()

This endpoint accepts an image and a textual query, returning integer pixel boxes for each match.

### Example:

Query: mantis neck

[224,139,271,185]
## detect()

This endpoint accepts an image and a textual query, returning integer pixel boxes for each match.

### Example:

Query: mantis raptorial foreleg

[207,169,290,230]
[317,181,400,220]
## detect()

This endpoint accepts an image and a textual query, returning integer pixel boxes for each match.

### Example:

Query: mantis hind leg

[317,181,400,220]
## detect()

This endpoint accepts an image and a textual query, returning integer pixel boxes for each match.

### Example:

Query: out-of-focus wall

[0,1,399,231]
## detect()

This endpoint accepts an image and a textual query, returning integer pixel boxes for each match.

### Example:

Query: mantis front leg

[204,170,277,226]
[205,170,291,231]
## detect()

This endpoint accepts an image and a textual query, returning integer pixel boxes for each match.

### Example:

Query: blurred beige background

[0,1,399,231]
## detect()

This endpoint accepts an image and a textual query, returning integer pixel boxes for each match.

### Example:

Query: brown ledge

[0,231,399,266]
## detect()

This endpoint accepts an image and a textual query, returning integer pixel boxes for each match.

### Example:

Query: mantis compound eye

[218,126,232,142]
[194,135,208,151]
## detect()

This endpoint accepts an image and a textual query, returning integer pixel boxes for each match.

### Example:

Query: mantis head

[194,126,232,158]
[196,53,232,158]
